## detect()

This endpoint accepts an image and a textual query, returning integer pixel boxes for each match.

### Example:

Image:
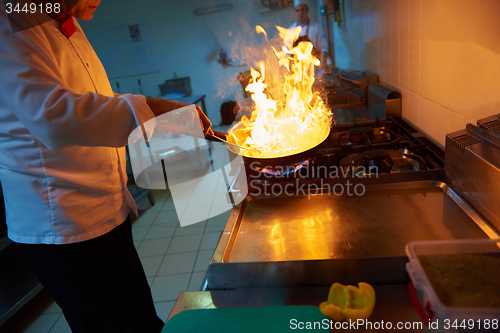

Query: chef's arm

[0,27,155,149]
[0,75,154,150]
[145,97,213,136]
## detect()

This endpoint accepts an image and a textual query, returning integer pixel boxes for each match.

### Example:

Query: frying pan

[206,129,331,168]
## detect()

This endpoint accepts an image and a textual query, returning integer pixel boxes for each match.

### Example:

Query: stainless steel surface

[445,121,500,233]
[316,71,378,112]
[330,71,378,91]
[167,287,424,331]
[228,181,488,263]
[207,179,496,289]
[385,98,402,119]
[331,105,383,124]
[441,181,500,239]
[208,253,411,289]
[327,82,400,124]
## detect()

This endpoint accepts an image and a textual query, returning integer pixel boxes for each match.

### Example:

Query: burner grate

[241,118,444,184]
[478,119,500,134]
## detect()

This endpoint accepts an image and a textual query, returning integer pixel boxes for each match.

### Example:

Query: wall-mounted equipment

[218,49,229,65]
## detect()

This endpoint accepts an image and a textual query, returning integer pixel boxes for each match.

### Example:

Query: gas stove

[242,117,444,183]
[209,114,500,292]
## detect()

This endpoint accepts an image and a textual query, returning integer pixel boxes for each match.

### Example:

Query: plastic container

[406,239,500,332]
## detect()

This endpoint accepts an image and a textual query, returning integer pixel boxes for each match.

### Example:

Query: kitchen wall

[332,0,500,147]
[79,0,318,123]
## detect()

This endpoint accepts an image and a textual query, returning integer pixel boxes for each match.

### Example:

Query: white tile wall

[333,0,500,147]
[389,0,399,87]
[432,103,452,146]
[398,0,409,90]
[418,96,434,138]
[408,92,420,128]
[449,110,466,134]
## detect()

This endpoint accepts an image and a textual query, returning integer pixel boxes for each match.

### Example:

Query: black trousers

[16,217,164,333]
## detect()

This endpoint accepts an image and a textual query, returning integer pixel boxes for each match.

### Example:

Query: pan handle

[205,131,247,151]
[205,130,228,142]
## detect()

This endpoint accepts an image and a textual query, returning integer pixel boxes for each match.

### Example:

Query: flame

[256,159,310,176]
[228,26,332,158]
[255,25,269,43]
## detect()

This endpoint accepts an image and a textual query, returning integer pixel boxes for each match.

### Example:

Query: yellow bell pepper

[319,282,376,321]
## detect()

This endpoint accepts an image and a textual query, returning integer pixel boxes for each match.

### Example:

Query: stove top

[244,117,444,182]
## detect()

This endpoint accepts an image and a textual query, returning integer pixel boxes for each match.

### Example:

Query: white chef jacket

[285,20,329,53]
[0,5,156,244]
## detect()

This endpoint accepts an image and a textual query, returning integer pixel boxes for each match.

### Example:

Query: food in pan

[419,253,500,308]
[319,282,376,321]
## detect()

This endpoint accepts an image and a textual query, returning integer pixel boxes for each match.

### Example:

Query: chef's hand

[145,97,213,136]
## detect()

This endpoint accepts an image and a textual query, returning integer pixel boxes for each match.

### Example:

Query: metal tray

[206,180,499,289]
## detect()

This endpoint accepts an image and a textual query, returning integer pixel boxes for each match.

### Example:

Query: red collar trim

[60,16,76,38]
[42,3,75,39]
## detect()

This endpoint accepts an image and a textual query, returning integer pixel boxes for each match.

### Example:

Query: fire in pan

[206,129,331,169]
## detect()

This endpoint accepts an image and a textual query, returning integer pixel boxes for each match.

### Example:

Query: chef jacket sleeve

[0,18,155,150]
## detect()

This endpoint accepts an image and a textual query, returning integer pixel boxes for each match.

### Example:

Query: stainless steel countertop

[226,182,488,263]
[207,176,498,290]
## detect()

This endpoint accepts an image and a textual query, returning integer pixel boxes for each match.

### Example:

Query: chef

[286,0,330,72]
[0,1,211,332]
